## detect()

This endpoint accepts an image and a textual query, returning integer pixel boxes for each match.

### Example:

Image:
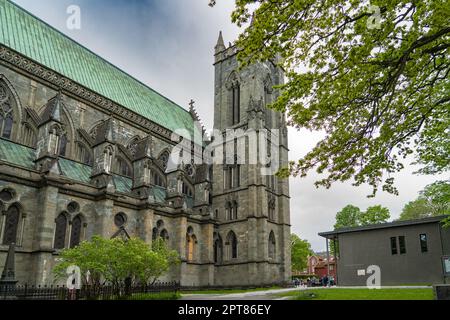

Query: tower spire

[214,31,226,55]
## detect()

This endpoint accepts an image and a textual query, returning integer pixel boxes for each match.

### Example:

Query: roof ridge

[5,0,192,117]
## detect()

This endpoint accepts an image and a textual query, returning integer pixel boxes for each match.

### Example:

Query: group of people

[292,276,335,288]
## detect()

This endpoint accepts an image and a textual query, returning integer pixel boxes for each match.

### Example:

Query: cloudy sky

[11,0,445,251]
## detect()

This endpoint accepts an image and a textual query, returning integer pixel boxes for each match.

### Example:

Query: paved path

[180,286,432,300]
[181,288,299,300]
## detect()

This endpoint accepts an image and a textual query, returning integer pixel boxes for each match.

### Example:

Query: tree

[219,0,450,196]
[334,205,361,229]
[291,234,313,273]
[359,205,391,225]
[53,236,180,297]
[399,180,450,220]
[399,198,433,220]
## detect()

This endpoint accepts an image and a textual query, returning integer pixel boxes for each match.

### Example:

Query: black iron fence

[0,282,180,300]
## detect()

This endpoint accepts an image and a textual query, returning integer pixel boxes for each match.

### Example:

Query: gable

[0,0,200,141]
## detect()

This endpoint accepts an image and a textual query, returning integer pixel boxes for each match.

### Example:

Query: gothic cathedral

[0,0,290,287]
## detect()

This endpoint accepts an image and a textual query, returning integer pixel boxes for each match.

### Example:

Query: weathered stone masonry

[0,1,291,287]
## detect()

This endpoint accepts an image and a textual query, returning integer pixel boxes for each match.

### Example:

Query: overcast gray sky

[11,0,446,251]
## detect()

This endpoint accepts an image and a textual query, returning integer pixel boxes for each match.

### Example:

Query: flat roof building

[319,216,450,286]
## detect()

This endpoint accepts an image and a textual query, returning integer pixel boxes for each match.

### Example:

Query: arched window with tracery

[69,215,84,248]
[158,150,170,170]
[54,213,68,249]
[225,231,238,260]
[76,142,93,165]
[116,157,132,177]
[268,231,276,260]
[0,83,14,140]
[2,204,20,245]
[22,123,37,148]
[152,169,166,188]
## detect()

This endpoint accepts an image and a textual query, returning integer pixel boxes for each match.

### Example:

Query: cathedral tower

[211,32,291,286]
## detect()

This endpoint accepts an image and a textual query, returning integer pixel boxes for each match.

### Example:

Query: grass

[278,288,434,300]
[182,286,282,295]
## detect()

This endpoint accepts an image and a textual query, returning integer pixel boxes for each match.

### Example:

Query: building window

[160,229,169,242]
[231,84,240,125]
[0,86,13,139]
[152,171,166,188]
[225,231,238,260]
[268,231,276,260]
[390,237,397,255]
[116,157,132,177]
[69,215,83,248]
[22,124,37,148]
[76,143,93,165]
[268,197,276,221]
[419,234,428,253]
[399,236,406,254]
[186,230,197,262]
[58,134,68,157]
[182,182,193,197]
[114,212,127,228]
[224,165,240,190]
[214,235,223,264]
[54,213,68,249]
[2,205,20,245]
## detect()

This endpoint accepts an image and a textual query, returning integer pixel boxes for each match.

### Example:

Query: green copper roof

[59,158,91,184]
[113,174,132,193]
[0,0,200,140]
[0,138,35,169]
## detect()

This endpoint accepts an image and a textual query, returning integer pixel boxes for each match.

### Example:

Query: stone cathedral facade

[0,0,291,287]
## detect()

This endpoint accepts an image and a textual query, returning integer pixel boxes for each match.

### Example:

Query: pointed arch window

[152,170,166,188]
[58,133,68,157]
[0,96,13,139]
[54,213,68,249]
[214,235,223,264]
[182,181,193,197]
[186,233,197,262]
[116,157,132,177]
[2,205,20,245]
[22,123,37,148]
[269,231,276,260]
[231,84,240,125]
[160,229,169,242]
[225,231,238,260]
[76,143,93,165]
[69,215,83,248]
[268,197,276,221]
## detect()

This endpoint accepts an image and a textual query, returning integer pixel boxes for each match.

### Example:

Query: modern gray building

[319,216,450,286]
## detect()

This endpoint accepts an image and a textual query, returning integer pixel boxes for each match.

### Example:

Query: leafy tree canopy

[399,180,450,221]
[334,204,390,229]
[359,205,391,225]
[53,236,180,288]
[334,205,361,229]
[291,234,313,272]
[219,0,450,196]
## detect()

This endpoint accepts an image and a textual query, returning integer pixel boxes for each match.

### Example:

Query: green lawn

[182,286,282,295]
[279,288,434,300]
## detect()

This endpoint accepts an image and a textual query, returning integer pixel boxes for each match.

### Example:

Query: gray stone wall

[0,38,291,287]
